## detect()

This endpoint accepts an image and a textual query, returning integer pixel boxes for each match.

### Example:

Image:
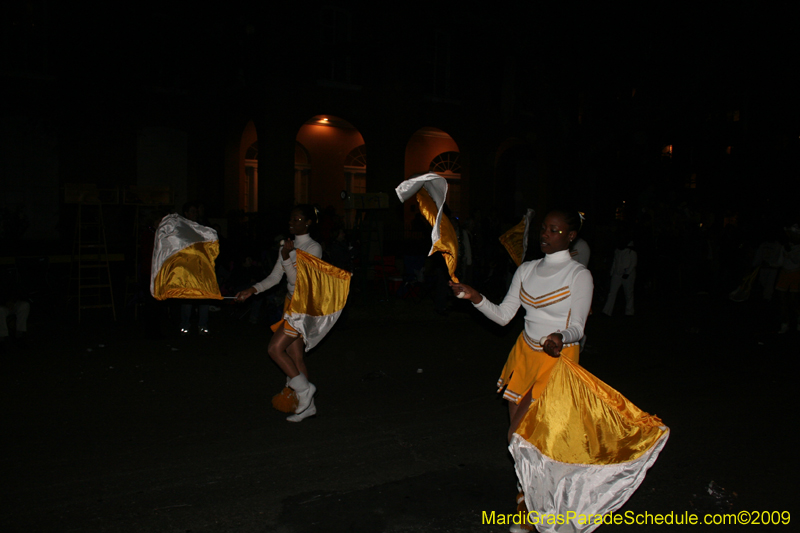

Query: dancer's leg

[267,329,304,377]
[286,338,308,378]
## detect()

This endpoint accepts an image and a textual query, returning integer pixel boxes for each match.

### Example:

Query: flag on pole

[499,208,535,266]
[728,267,758,302]
[284,249,352,352]
[150,214,222,301]
[510,356,669,533]
[395,173,459,282]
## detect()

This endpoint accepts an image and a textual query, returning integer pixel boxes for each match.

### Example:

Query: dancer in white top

[570,237,591,267]
[450,210,592,532]
[236,205,323,422]
[450,210,592,441]
[454,211,670,533]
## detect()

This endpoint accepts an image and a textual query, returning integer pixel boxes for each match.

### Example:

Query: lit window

[429,151,461,175]
[429,151,462,216]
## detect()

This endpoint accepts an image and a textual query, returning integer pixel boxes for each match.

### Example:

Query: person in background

[570,236,590,267]
[603,237,637,317]
[0,280,30,353]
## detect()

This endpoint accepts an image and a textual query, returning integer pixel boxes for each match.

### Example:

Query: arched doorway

[343,144,367,228]
[429,150,462,217]
[294,115,365,213]
[244,140,258,213]
[236,120,258,212]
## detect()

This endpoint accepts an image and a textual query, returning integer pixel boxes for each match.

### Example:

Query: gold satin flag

[150,214,223,301]
[499,208,534,266]
[285,249,352,351]
[416,187,459,283]
[395,173,459,282]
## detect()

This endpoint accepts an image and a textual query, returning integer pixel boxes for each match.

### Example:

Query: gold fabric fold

[289,249,351,317]
[270,296,297,335]
[516,356,667,465]
[417,187,459,283]
[282,249,352,351]
[500,215,528,266]
[152,241,222,300]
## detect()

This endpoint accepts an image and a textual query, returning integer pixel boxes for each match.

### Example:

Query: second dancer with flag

[236,204,350,422]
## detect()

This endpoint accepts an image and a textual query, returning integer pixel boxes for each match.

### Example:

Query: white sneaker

[287,400,316,422]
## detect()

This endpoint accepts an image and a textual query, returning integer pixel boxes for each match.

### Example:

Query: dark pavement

[1,290,796,532]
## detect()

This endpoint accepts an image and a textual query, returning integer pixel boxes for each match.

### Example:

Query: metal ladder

[69,186,117,321]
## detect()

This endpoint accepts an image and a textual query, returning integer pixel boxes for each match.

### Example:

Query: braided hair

[551,209,584,233]
[293,204,320,226]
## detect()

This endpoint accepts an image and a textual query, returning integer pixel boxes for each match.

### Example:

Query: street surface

[1,291,795,532]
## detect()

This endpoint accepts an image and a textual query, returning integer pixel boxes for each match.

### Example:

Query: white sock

[288,374,310,392]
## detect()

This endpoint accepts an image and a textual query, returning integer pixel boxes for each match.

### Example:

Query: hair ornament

[578,211,585,231]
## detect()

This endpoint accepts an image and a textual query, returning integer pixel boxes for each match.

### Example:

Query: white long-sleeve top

[252,234,323,296]
[474,250,593,345]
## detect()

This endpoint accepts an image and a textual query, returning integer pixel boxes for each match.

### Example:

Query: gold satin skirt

[509,355,668,523]
[497,332,579,404]
[516,355,666,464]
